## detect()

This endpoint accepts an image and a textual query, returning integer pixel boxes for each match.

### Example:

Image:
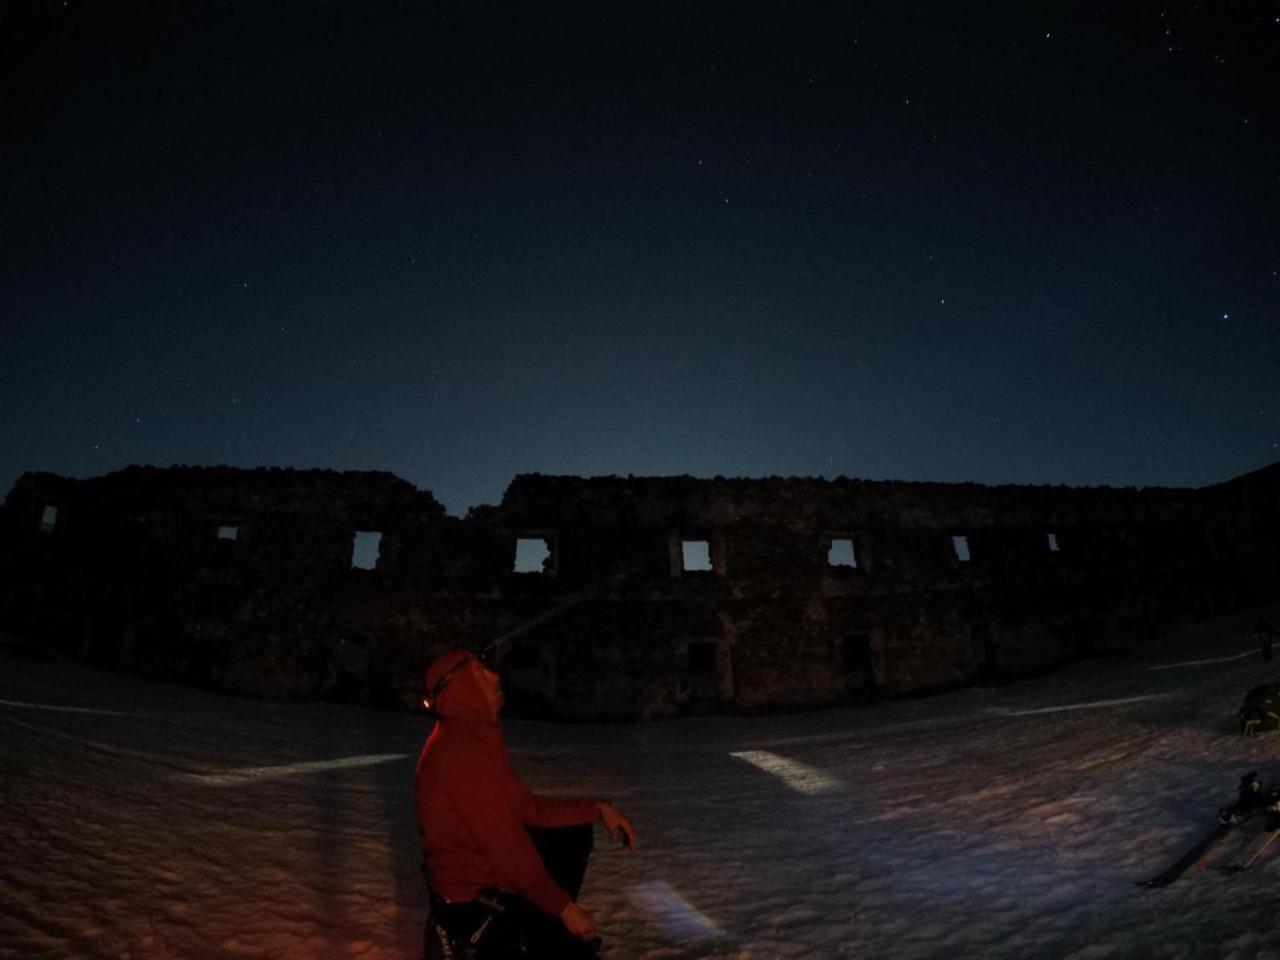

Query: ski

[1137,771,1268,888]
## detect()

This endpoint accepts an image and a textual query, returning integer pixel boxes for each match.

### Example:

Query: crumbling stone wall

[491,474,1232,715]
[2,462,1277,718]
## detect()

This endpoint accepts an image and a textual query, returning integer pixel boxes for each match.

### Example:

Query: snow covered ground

[4,612,1280,960]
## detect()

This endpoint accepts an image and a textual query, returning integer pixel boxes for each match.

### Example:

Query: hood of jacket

[425,649,501,733]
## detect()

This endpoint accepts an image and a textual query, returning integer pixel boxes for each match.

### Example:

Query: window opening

[40,505,58,533]
[952,535,971,562]
[839,633,877,695]
[827,538,857,568]
[351,531,382,570]
[514,537,553,574]
[972,621,1003,684]
[214,525,238,566]
[687,641,718,700]
[681,539,712,572]
[1047,532,1060,552]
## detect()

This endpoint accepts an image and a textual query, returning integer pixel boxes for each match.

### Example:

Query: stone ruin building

[2,462,1278,719]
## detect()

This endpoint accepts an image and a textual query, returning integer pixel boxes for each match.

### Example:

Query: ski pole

[1242,825,1280,869]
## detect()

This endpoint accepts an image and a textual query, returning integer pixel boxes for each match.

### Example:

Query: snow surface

[4,612,1280,960]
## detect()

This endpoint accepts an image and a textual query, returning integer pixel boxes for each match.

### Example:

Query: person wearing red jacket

[416,648,637,959]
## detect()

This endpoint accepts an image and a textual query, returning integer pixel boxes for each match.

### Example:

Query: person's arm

[516,779,640,850]
[596,799,638,850]
[516,778,600,828]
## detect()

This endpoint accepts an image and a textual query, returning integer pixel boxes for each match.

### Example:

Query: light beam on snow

[177,753,410,786]
[729,750,841,794]
[990,694,1164,717]
[0,698,129,716]
[629,880,723,941]
[1146,649,1257,670]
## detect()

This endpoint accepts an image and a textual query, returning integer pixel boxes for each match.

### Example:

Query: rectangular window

[972,621,1000,682]
[1047,532,1060,552]
[514,537,553,574]
[687,640,719,700]
[681,539,712,573]
[351,531,382,570]
[40,505,58,533]
[827,538,857,568]
[839,633,877,695]
[214,525,238,566]
[952,535,971,562]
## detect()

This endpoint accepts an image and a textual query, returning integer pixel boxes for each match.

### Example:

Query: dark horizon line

[10,457,1279,521]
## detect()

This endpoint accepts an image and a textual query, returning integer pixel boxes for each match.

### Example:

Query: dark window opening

[681,539,712,573]
[214,526,240,566]
[514,537,553,574]
[687,641,718,701]
[214,537,236,566]
[972,621,1006,685]
[839,633,877,695]
[351,531,382,570]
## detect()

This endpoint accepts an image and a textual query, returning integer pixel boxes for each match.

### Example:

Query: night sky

[3,2,1277,514]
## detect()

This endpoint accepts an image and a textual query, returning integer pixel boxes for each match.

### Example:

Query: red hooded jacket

[415,651,599,917]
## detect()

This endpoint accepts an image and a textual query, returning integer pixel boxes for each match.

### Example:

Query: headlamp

[422,654,477,715]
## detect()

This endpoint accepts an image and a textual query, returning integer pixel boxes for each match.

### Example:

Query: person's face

[472,660,504,716]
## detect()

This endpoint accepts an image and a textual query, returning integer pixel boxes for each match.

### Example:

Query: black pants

[423,823,599,960]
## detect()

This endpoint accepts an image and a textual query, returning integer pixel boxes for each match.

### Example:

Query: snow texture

[4,612,1280,959]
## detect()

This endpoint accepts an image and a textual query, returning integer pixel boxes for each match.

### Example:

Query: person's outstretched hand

[598,801,638,850]
[560,901,598,941]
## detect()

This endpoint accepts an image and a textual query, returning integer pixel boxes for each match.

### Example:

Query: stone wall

[2,462,1277,718]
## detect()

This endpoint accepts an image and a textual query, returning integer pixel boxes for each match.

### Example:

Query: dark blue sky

[3,2,1277,514]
